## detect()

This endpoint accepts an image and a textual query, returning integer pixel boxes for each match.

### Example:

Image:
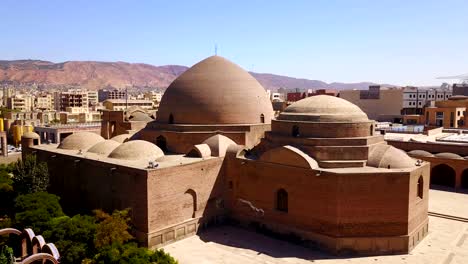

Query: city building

[287,89,337,102]
[35,94,54,110]
[25,56,428,256]
[33,122,101,144]
[423,96,468,128]
[7,94,34,112]
[452,83,468,96]
[102,99,153,111]
[88,90,99,106]
[98,88,127,102]
[340,85,452,122]
[54,89,89,111]
[144,91,164,108]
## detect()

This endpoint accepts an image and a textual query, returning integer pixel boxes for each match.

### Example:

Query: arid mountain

[0,60,378,91]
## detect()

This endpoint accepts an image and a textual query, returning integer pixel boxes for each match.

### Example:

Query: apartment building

[98,89,127,102]
[35,94,54,110]
[7,94,34,112]
[54,89,89,111]
[102,99,153,111]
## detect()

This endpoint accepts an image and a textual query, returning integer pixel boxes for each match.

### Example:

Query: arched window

[417,176,424,199]
[260,114,265,123]
[292,125,300,137]
[370,125,374,136]
[169,114,174,124]
[276,189,288,212]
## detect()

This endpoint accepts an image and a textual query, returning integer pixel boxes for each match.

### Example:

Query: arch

[370,124,374,136]
[292,125,300,137]
[461,169,468,189]
[41,243,60,263]
[417,176,424,199]
[276,189,288,212]
[0,228,21,236]
[169,114,174,124]
[186,144,211,158]
[32,235,46,254]
[260,114,265,123]
[184,189,197,218]
[20,253,59,264]
[431,164,456,188]
[156,135,167,152]
[21,228,35,258]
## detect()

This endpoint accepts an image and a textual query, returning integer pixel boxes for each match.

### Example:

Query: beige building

[88,91,98,106]
[339,86,403,122]
[144,91,164,108]
[7,94,34,112]
[35,94,54,110]
[103,99,153,111]
[54,89,89,111]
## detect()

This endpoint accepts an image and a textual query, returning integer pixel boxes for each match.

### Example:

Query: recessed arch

[169,114,174,124]
[461,169,468,189]
[417,176,424,199]
[184,189,197,218]
[431,164,456,188]
[292,125,300,137]
[260,113,265,123]
[276,188,288,212]
[156,135,167,152]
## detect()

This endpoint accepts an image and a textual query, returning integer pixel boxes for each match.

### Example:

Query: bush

[43,215,97,264]
[0,245,14,264]
[89,243,178,264]
[14,192,64,233]
[94,209,133,249]
[0,164,15,216]
[12,154,49,195]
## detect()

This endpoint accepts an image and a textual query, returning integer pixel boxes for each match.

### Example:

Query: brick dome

[278,95,369,122]
[108,140,164,161]
[156,56,273,125]
[58,132,105,150]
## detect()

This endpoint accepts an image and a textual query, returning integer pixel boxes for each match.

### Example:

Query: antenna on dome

[214,44,218,56]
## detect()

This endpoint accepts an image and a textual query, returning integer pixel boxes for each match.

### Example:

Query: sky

[1,0,468,86]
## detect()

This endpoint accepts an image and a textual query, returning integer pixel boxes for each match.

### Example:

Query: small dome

[368,144,415,169]
[434,152,463,159]
[407,150,434,157]
[22,131,40,139]
[278,95,369,122]
[156,56,274,125]
[128,111,153,122]
[108,140,164,161]
[87,140,120,155]
[58,132,104,150]
[202,134,237,157]
[110,134,131,143]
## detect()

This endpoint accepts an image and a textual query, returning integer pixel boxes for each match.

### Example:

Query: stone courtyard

[163,190,468,264]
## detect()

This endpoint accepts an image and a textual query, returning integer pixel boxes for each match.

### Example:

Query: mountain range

[0,59,381,91]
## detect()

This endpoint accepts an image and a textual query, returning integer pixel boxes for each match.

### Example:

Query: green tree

[89,243,178,264]
[94,209,133,249]
[0,245,14,264]
[14,192,64,233]
[12,154,49,195]
[43,215,97,264]
[0,163,15,216]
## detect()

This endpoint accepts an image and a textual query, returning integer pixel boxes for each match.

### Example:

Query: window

[260,114,265,123]
[276,189,288,212]
[417,176,424,199]
[292,125,300,137]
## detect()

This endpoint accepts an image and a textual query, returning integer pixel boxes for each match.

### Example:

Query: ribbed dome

[87,140,120,155]
[108,140,164,161]
[278,95,369,122]
[58,132,105,150]
[156,56,274,125]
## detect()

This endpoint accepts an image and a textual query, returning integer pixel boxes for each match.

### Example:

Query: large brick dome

[156,56,274,125]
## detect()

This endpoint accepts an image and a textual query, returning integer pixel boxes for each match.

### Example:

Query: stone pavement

[163,190,468,264]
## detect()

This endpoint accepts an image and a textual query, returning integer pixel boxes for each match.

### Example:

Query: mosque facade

[22,56,429,255]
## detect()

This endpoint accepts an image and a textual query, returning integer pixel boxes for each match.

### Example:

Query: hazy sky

[2,0,467,86]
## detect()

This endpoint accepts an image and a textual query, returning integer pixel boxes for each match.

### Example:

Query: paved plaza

[164,190,468,264]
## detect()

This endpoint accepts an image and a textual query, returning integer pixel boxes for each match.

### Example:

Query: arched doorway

[156,135,167,152]
[169,114,174,124]
[431,164,456,188]
[461,169,468,189]
[276,189,288,212]
[292,125,300,137]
